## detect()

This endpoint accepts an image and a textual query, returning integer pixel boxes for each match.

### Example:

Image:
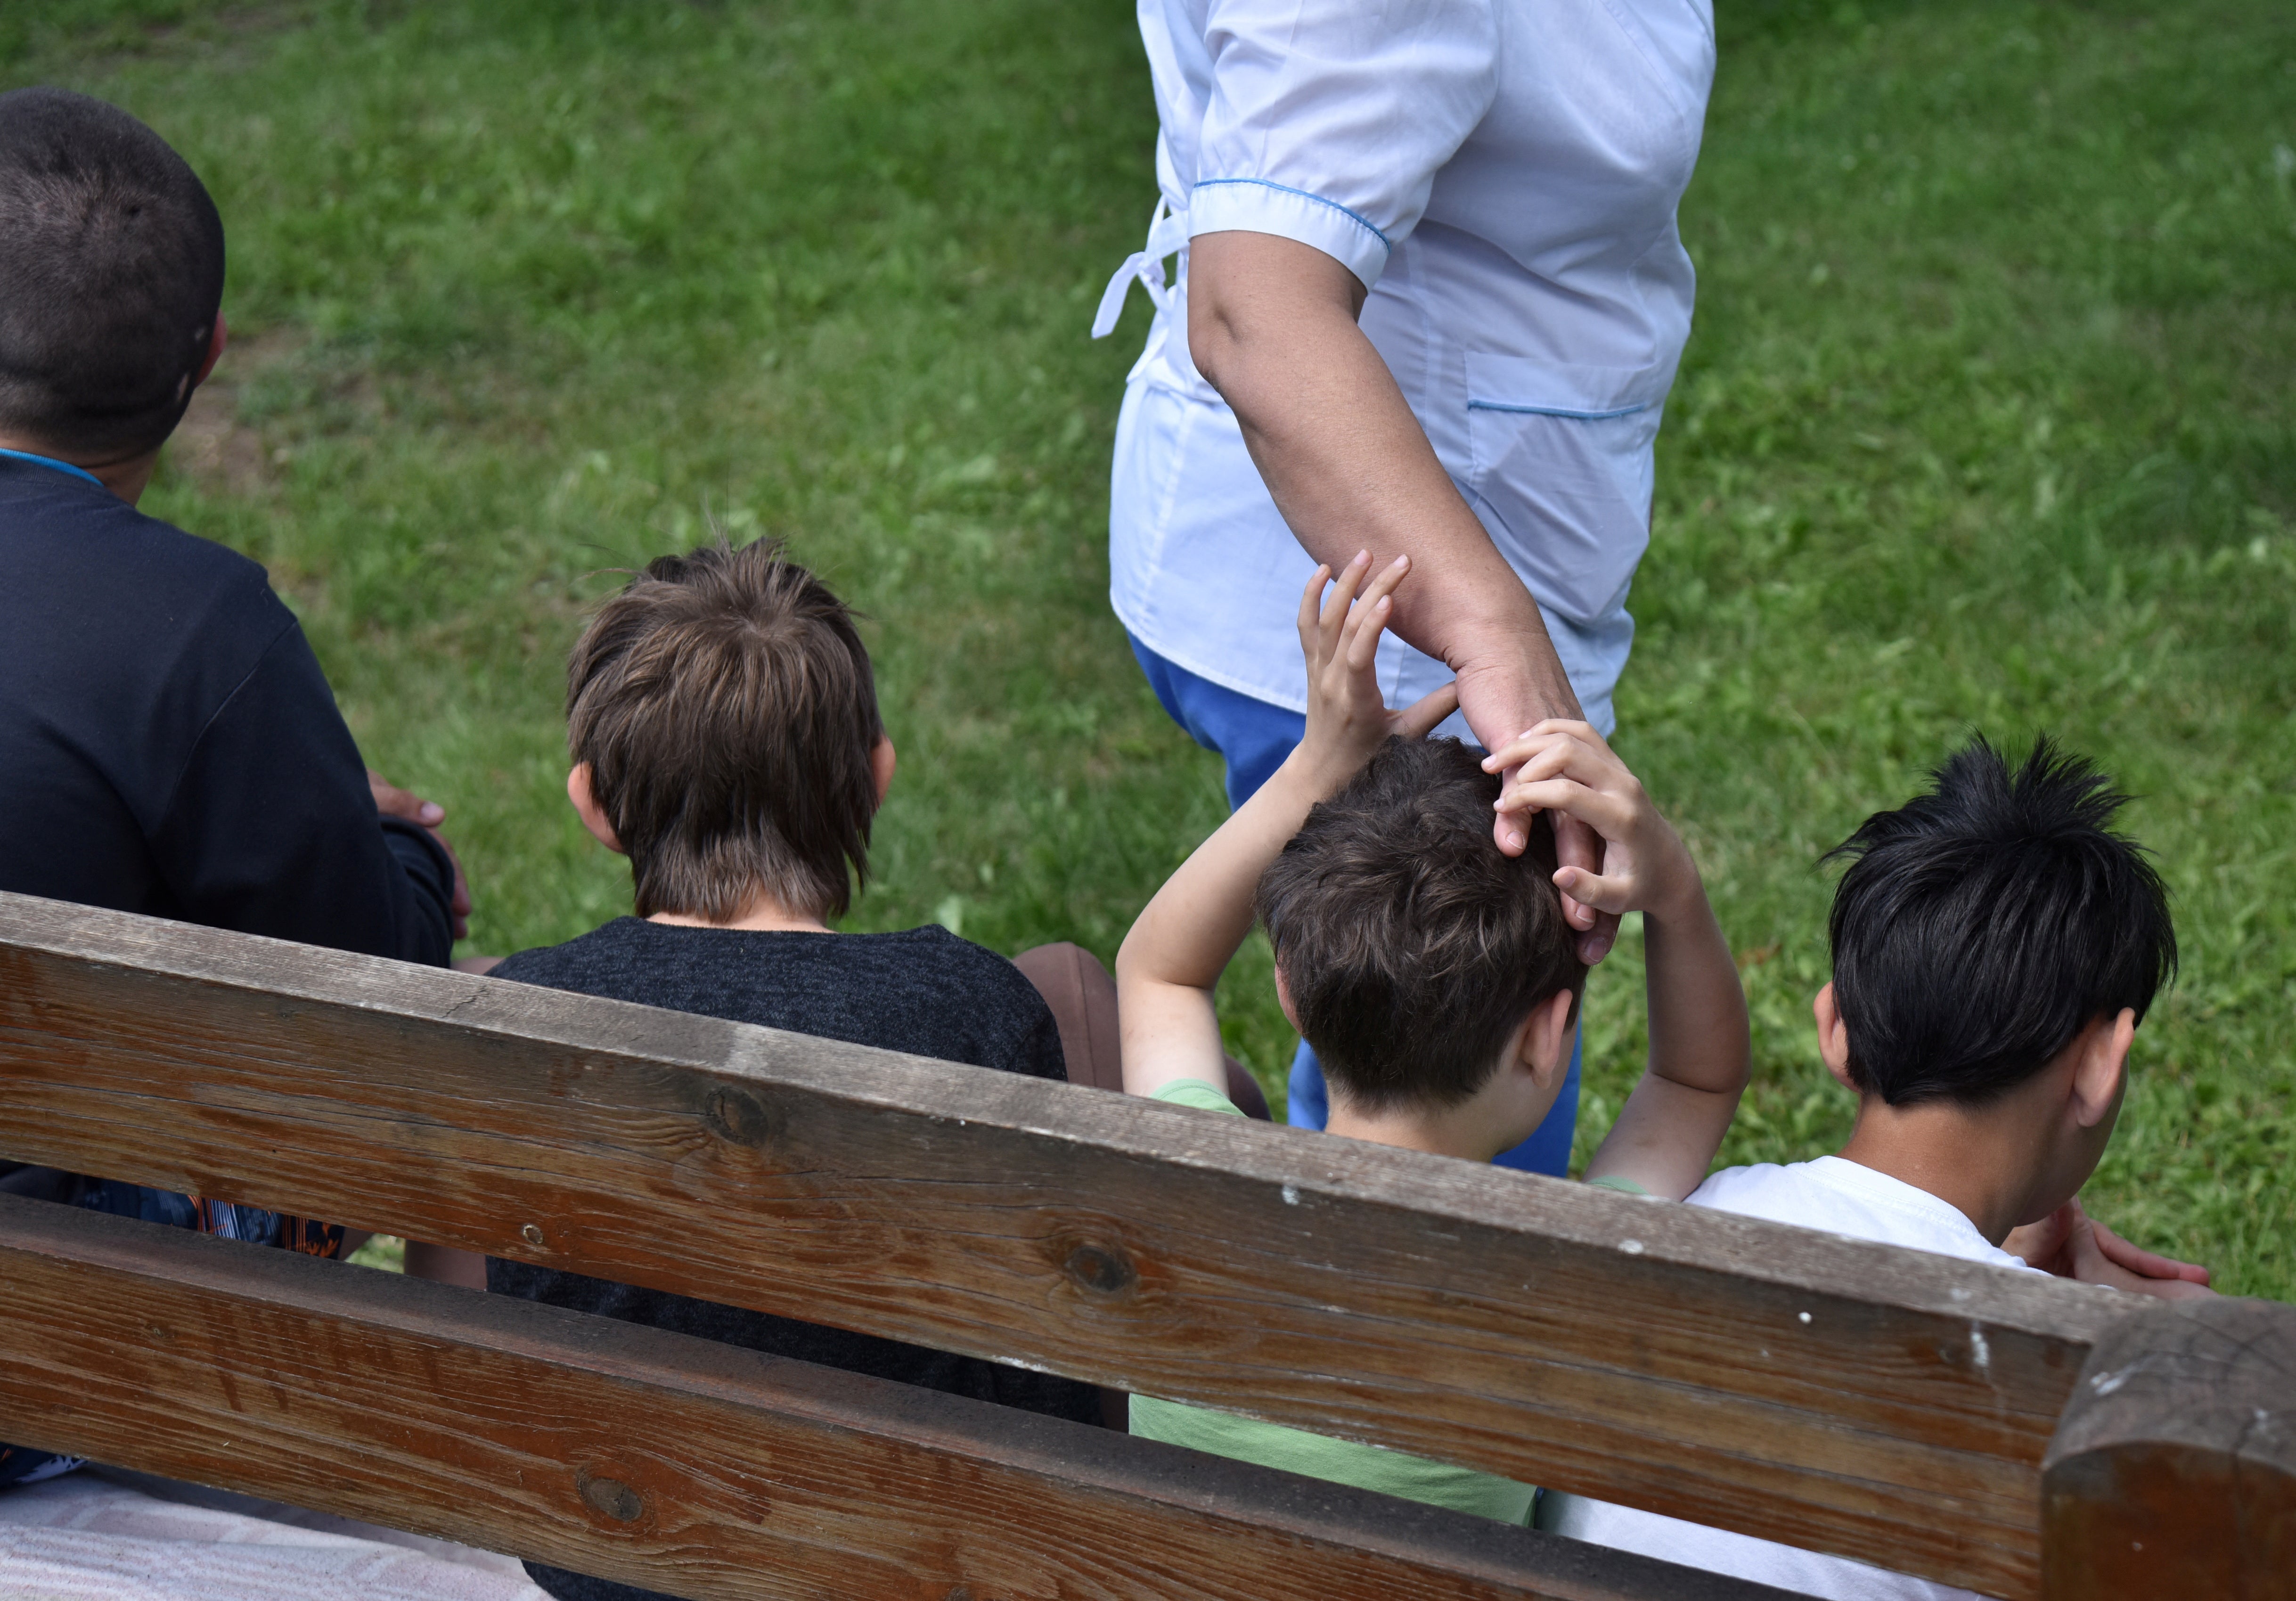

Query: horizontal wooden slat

[0,1197,1793,1601]
[0,894,2130,1596]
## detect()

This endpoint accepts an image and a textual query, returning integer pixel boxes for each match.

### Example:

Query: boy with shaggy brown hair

[1115,551,1751,1523]
[484,538,1103,1601]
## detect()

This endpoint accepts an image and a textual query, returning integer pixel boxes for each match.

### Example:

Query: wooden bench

[0,890,2287,1601]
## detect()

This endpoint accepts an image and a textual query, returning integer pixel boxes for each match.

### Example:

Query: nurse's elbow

[1185,286,1246,394]
[1187,231,1362,399]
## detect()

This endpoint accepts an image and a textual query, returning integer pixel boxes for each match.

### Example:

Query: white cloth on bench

[0,1465,549,1601]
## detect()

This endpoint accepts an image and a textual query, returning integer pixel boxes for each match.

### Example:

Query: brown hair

[1255,737,1587,1114]
[568,539,882,921]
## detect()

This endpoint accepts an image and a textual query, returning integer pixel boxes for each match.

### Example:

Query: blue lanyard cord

[0,447,105,489]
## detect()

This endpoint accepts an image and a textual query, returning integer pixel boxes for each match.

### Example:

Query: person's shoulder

[0,482,285,642]
[488,919,652,993]
[1684,1160,1803,1207]
[1681,1160,1842,1228]
[833,926,1063,1070]
[7,480,271,590]
[827,925,1043,998]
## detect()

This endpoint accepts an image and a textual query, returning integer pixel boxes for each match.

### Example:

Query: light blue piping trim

[1466,400,1651,420]
[0,446,104,487]
[1190,178,1391,252]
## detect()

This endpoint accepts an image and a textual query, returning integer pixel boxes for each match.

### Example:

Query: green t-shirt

[1129,1078,1651,1526]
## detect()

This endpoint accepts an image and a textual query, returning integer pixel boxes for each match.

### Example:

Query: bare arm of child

[1116,552,1457,1102]
[1484,724,1750,1200]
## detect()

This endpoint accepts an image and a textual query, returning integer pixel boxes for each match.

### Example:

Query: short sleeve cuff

[1152,1078,1247,1118]
[1186,178,1391,291]
[1585,1174,1656,1198]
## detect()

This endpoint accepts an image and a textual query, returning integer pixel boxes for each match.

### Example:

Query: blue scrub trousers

[1129,635,1580,1175]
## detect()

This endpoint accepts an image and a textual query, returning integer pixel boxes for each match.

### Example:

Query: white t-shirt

[1100,0,1716,735]
[1541,1157,2044,1601]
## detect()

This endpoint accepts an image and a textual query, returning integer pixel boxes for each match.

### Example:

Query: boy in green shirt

[1114,551,1751,1523]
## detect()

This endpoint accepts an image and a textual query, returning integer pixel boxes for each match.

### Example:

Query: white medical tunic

[1100,0,1716,735]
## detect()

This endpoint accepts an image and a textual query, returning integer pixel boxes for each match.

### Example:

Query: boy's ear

[194,311,228,391]
[871,735,897,808]
[1272,963,1300,1032]
[1518,988,1577,1088]
[1814,982,1858,1093]
[566,763,625,854]
[2070,1008,2135,1130]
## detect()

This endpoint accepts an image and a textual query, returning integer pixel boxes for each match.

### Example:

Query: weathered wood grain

[0,1196,1796,1601]
[2042,1297,2296,1601]
[0,893,2130,1595]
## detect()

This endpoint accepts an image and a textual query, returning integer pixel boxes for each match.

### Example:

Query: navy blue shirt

[0,451,458,1492]
[0,453,453,956]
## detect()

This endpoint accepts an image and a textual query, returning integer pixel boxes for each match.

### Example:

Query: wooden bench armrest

[2043,1296,2296,1601]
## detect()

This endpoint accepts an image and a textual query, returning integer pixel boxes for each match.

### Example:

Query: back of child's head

[1255,736,1586,1114]
[1825,735,2175,1108]
[568,539,882,922]
[0,88,224,458]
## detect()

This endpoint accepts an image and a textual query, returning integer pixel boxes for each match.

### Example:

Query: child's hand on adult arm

[1292,551,1459,789]
[2006,1201,2215,1301]
[1117,554,1451,1104]
[1482,722,1750,1201]
[1484,721,1696,923]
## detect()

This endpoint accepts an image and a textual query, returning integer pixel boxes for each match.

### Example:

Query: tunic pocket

[1463,353,1667,627]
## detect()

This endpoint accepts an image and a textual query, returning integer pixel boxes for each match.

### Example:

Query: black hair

[1824,735,2175,1107]
[0,87,225,458]
[1256,737,1586,1114]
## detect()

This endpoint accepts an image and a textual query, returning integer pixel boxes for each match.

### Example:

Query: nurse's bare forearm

[1186,229,1582,740]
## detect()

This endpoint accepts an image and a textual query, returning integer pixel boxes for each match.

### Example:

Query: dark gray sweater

[484,917,1101,1601]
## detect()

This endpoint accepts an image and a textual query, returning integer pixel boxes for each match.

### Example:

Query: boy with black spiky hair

[1545,735,2214,1600]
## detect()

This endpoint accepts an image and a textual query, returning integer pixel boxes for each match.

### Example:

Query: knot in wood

[578,1470,645,1523]
[702,1084,779,1150]
[521,1223,546,1247]
[1063,1241,1136,1298]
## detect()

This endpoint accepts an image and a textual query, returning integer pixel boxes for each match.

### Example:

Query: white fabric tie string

[1090,196,1190,339]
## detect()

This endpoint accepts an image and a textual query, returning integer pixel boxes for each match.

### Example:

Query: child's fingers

[1550,863,1635,915]
[1480,719,1607,772]
[1393,679,1459,738]
[1495,732,1626,803]
[1318,550,1373,649]
[1340,555,1409,672]
[2091,1220,2213,1284]
[1294,563,1333,653]
[1479,727,1599,777]
[1498,774,1636,839]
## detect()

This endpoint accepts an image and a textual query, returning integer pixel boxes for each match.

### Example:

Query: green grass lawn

[8,0,2291,1297]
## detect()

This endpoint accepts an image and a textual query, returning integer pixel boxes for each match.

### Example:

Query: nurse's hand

[1458,658,1620,964]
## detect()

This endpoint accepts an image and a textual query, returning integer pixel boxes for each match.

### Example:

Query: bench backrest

[0,893,2287,1601]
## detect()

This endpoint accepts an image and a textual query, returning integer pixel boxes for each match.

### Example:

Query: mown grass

[9,0,2290,1296]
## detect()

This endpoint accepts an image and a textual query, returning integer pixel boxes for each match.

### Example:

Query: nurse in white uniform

[1094,0,1715,1169]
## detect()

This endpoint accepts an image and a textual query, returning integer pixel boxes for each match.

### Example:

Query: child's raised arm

[1484,723,1749,1199]
[1116,553,1456,1102]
